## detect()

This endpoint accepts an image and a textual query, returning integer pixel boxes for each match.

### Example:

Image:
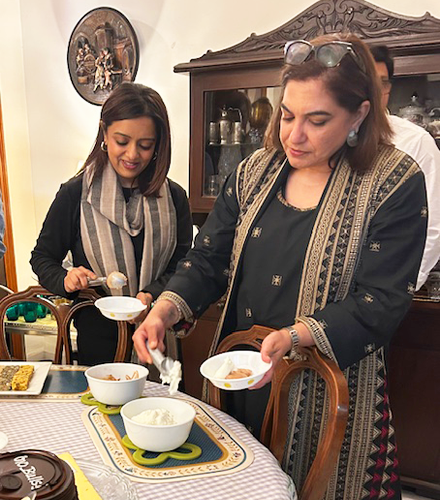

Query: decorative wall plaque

[67,7,139,105]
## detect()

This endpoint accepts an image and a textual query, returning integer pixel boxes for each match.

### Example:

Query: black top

[30,174,193,300]
[236,188,318,331]
[165,161,427,370]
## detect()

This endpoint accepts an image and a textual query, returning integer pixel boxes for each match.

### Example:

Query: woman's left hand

[129,292,153,324]
[250,328,292,390]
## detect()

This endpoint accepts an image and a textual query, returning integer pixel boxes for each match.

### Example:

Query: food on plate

[11,365,35,390]
[213,356,253,379]
[225,368,253,379]
[0,365,34,391]
[132,408,177,425]
[101,370,139,381]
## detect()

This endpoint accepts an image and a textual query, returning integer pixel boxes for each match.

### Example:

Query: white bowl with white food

[200,351,272,390]
[121,397,196,452]
[95,296,147,321]
[85,363,149,406]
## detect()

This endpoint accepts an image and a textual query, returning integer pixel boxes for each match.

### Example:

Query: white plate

[0,361,52,395]
[76,460,138,499]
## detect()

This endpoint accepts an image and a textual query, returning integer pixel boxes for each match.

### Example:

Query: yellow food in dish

[100,370,139,381]
[11,365,34,390]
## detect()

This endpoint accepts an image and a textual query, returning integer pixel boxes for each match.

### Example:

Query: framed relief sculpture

[67,7,139,105]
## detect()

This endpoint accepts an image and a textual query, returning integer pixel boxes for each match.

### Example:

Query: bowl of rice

[121,397,196,452]
[85,363,149,406]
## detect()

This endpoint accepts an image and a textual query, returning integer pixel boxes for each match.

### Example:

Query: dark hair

[79,82,171,197]
[265,34,392,172]
[370,45,394,79]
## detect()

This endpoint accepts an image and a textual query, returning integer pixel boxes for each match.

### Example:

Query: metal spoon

[146,341,174,377]
[88,271,127,290]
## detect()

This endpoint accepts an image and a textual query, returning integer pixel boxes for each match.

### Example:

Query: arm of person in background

[30,177,96,298]
[257,169,427,386]
[388,114,440,289]
[134,181,193,322]
[410,130,440,289]
[0,194,6,259]
[133,171,240,363]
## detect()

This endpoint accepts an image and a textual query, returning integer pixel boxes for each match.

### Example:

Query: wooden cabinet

[174,0,440,223]
[174,2,440,494]
[388,298,440,498]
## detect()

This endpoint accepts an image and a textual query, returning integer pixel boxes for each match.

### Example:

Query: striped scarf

[80,164,177,296]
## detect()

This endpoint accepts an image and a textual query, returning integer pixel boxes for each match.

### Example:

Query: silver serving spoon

[146,340,174,378]
[146,341,182,395]
[88,271,127,290]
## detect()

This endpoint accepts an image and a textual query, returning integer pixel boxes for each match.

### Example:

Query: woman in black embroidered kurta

[31,83,192,365]
[132,36,427,499]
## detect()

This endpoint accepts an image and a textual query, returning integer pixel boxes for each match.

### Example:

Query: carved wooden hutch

[174,1,440,496]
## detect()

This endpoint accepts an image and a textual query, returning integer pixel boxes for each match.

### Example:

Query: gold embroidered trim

[297,316,337,363]
[276,188,317,211]
[156,291,193,322]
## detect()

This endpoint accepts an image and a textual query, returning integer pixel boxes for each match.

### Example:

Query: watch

[284,326,300,358]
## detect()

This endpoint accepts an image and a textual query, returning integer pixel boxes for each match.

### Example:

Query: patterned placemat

[82,397,254,482]
[0,365,88,401]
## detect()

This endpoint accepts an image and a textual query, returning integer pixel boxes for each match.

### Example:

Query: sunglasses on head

[284,40,366,74]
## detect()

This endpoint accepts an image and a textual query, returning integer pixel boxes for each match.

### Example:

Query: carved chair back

[0,285,130,363]
[209,325,349,500]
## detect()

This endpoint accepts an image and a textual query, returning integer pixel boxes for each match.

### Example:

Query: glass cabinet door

[389,72,440,149]
[202,86,282,197]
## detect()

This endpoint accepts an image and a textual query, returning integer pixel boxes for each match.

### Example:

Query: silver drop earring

[346,130,358,147]
[101,141,108,152]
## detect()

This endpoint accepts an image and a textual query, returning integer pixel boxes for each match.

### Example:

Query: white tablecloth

[0,380,296,500]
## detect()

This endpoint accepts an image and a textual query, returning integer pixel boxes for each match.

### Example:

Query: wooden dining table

[0,364,296,500]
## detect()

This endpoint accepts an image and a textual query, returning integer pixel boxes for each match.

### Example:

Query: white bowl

[85,363,149,406]
[200,351,272,391]
[95,297,147,321]
[121,397,196,452]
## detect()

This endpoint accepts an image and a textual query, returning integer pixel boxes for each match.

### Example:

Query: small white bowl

[85,363,149,406]
[95,296,147,321]
[121,397,196,452]
[200,351,272,391]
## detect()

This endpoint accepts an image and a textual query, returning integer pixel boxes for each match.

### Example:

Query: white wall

[1,0,440,289]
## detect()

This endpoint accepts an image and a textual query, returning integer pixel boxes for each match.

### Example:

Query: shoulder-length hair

[78,82,172,197]
[265,34,392,172]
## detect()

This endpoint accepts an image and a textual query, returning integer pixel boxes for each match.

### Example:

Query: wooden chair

[0,285,130,363]
[208,325,349,500]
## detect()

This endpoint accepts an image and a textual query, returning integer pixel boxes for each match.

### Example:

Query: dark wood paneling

[388,300,440,497]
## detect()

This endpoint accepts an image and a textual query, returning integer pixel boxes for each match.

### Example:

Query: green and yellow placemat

[82,398,254,482]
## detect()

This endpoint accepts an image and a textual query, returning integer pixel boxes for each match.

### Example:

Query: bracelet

[284,326,300,358]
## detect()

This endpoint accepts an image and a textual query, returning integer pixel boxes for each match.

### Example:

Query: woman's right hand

[132,299,180,364]
[64,266,97,293]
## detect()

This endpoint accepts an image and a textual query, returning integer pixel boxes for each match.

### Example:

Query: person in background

[371,45,440,289]
[31,83,192,365]
[133,34,427,499]
[0,194,6,259]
